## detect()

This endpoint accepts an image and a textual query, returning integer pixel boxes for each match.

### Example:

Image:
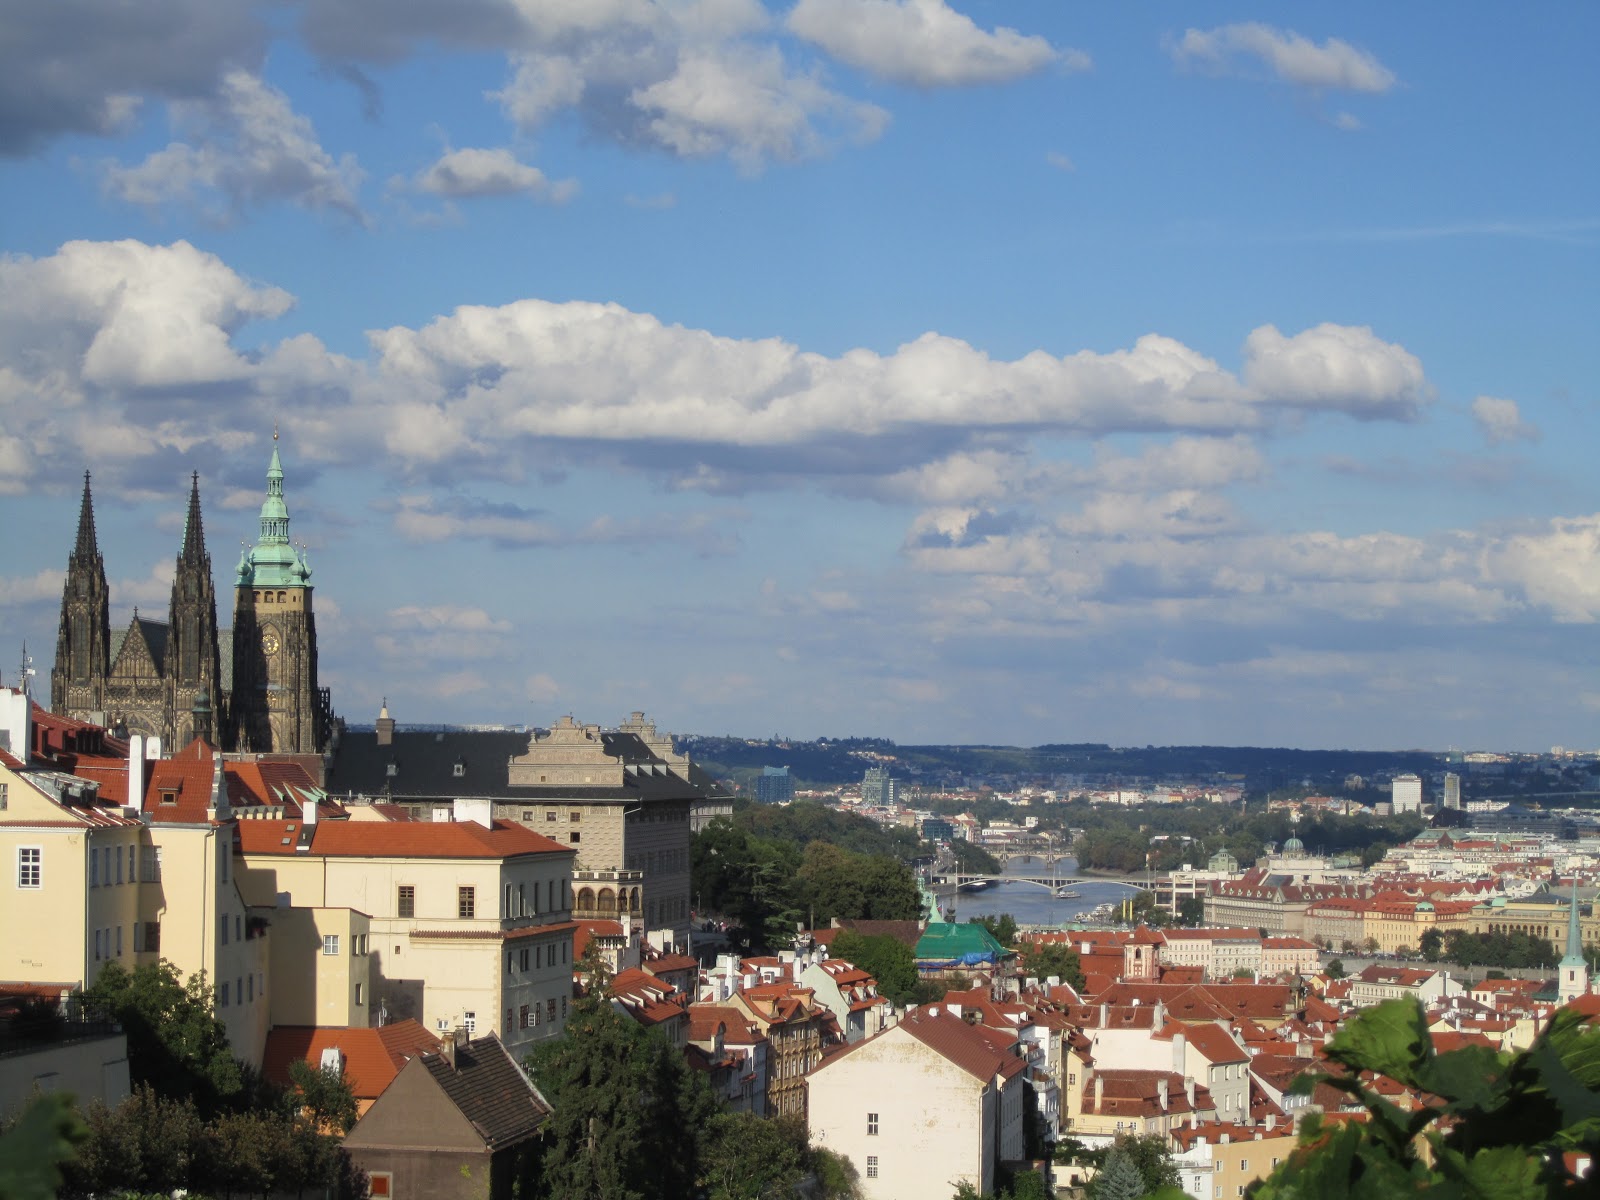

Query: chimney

[1184,1075,1196,1106]
[206,747,230,821]
[1093,1075,1104,1111]
[1172,1031,1187,1074]
[1158,1076,1169,1111]
[1099,1002,1108,1027]
[303,792,318,826]
[1266,1113,1277,1131]
[376,699,395,746]
[440,1028,460,1068]
[128,734,147,810]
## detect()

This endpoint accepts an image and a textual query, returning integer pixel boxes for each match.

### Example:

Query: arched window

[598,888,617,917]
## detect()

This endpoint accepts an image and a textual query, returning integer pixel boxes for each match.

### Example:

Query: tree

[1177,896,1207,926]
[1019,941,1087,991]
[830,930,920,1006]
[1108,1133,1179,1195]
[1418,928,1443,962]
[1250,997,1600,1200]
[285,1058,360,1134]
[528,980,718,1199]
[81,959,242,1111]
[1326,958,1346,980]
[1090,1146,1147,1200]
[699,1111,807,1200]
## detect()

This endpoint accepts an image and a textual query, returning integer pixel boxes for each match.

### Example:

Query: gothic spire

[73,471,100,562]
[179,472,208,565]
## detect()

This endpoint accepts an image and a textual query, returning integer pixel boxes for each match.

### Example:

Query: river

[944,855,1146,929]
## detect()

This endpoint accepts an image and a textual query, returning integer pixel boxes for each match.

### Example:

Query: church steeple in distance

[1559,878,1590,1003]
[51,471,112,722]
[230,435,323,754]
[166,472,223,747]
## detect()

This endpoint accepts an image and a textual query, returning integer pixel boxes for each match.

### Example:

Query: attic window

[453,761,466,778]
[386,763,398,777]
[160,790,177,806]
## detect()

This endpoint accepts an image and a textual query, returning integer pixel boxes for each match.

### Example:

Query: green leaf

[1323,998,1433,1088]
[0,1093,88,1200]
[1415,1045,1510,1111]
[1433,1144,1544,1200]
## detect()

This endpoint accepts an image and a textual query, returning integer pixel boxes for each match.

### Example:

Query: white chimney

[146,736,162,762]
[303,793,318,826]
[1158,1077,1169,1111]
[1093,1075,1104,1110]
[128,734,147,810]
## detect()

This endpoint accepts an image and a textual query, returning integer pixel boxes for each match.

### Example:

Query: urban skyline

[2,4,1596,751]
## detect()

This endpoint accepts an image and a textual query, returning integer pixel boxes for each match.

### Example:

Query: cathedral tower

[230,435,322,753]
[51,473,112,723]
[165,473,224,746]
[1558,879,1590,1004]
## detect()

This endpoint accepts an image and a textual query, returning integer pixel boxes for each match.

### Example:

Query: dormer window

[160,790,178,806]
[385,762,398,778]
[453,760,466,778]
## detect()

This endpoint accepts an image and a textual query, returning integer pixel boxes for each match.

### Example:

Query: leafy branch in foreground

[1252,997,1600,1200]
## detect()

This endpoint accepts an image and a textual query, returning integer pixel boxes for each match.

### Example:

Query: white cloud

[786,0,1068,87]
[1242,323,1429,420]
[411,147,578,201]
[1471,395,1539,446]
[1046,150,1075,172]
[526,673,562,703]
[386,605,514,635]
[1172,23,1396,93]
[103,71,365,222]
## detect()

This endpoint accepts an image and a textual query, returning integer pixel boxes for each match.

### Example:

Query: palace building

[50,438,332,754]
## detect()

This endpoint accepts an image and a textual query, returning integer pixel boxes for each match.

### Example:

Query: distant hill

[674,735,1439,793]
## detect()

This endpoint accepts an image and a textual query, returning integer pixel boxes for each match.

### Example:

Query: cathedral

[50,439,332,754]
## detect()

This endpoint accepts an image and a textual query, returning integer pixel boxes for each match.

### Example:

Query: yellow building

[2,705,270,1066]
[1173,1121,1298,1200]
[236,807,575,1058]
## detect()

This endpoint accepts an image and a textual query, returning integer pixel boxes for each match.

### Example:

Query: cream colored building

[327,710,701,952]
[807,1004,1028,1200]
[236,804,575,1058]
[1173,1120,1297,1200]
[2,704,270,1067]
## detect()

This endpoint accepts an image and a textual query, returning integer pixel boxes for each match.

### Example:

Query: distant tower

[1391,773,1423,815]
[1558,879,1590,1004]
[230,435,322,753]
[165,474,224,746]
[1443,773,1462,810]
[51,473,112,723]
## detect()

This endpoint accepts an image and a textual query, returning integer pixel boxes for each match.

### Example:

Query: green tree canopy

[830,929,920,1006]
[1019,941,1087,991]
[81,959,242,1111]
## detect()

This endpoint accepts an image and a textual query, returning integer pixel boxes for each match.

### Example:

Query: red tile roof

[237,816,570,859]
[262,1020,440,1099]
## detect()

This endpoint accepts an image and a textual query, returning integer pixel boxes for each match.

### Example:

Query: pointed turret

[73,471,99,561]
[167,473,222,745]
[52,471,112,721]
[1558,878,1590,1004]
[180,472,207,565]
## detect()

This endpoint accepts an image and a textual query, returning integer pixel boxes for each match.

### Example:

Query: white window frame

[323,934,340,956]
[17,846,41,889]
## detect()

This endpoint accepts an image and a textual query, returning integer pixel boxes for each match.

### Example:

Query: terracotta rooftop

[262,1020,441,1100]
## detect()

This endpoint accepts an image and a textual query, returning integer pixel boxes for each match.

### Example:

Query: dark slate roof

[326,729,705,804]
[422,1036,550,1150]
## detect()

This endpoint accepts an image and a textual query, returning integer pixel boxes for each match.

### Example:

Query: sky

[1,3,1597,753]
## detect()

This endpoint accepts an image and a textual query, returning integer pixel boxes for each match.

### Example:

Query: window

[115,847,123,884]
[506,1007,513,1030]
[453,762,465,778]
[520,1005,530,1029]
[463,1011,476,1034]
[0,782,6,809]
[547,998,557,1024]
[91,849,99,887]
[522,810,535,821]
[521,948,530,971]
[161,790,177,806]
[459,886,476,918]
[866,1157,878,1179]
[116,926,122,956]
[220,915,229,945]
[127,845,135,883]
[94,929,102,960]
[235,915,242,942]
[323,935,340,956]
[866,1113,878,1136]
[219,982,230,1008]
[248,974,254,1002]
[1239,1161,1248,1172]
[561,996,567,1018]
[369,1173,392,1197]
[145,922,161,953]
[397,885,415,918]
[132,921,141,950]
[355,983,364,1005]
[546,810,557,822]
[570,812,581,823]
[569,832,580,844]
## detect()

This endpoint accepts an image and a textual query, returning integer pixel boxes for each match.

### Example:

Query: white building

[1391,774,1424,814]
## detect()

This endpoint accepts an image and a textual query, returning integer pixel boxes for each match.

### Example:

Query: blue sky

[2,2,1597,751]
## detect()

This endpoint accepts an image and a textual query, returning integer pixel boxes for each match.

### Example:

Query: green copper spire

[238,431,311,588]
[1563,878,1585,968]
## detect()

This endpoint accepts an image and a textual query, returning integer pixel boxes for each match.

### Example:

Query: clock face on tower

[260,630,280,655]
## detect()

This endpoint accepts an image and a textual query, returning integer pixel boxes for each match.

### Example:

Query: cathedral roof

[238,436,311,589]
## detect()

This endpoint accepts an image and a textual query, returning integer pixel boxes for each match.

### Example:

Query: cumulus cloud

[386,605,514,635]
[1471,395,1539,446]
[1171,23,1397,93]
[103,71,365,222]
[786,0,1069,87]
[411,147,577,201]
[0,239,1437,499]
[1241,324,1429,419]
[387,493,740,555]
[0,0,264,155]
